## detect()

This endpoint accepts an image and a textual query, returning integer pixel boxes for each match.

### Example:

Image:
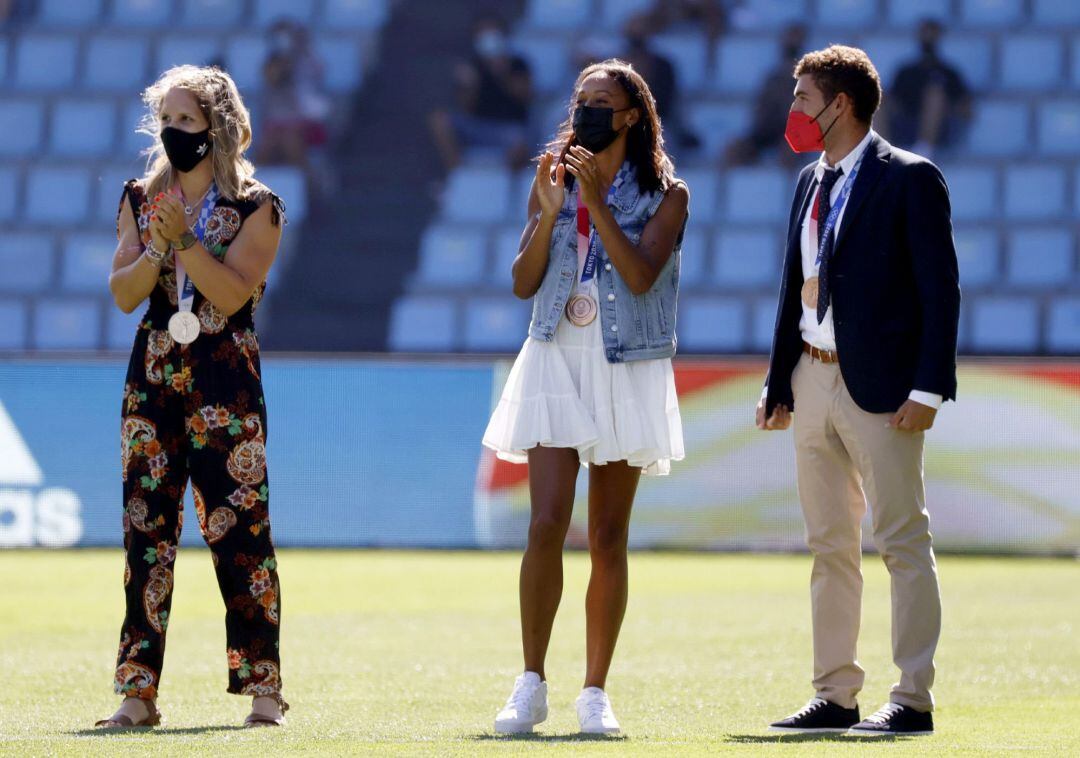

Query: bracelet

[144,241,168,265]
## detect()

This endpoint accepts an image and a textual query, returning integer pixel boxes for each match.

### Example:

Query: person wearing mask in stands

[96,65,288,730]
[622,15,701,150]
[483,59,689,736]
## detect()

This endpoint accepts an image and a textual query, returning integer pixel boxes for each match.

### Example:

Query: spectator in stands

[429,13,533,170]
[885,19,972,159]
[632,0,726,44]
[484,59,689,737]
[622,15,701,150]
[97,65,288,731]
[725,23,808,166]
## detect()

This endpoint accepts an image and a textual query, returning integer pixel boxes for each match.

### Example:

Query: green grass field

[0,550,1076,756]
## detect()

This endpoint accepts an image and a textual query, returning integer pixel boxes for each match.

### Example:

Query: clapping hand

[535,151,566,219]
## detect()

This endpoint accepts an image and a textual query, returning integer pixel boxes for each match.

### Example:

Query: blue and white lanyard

[578,163,632,287]
[815,146,868,266]
[176,183,219,309]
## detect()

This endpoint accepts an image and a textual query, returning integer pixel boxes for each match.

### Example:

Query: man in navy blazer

[756,45,960,737]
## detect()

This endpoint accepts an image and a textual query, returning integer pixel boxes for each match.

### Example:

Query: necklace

[181,183,213,216]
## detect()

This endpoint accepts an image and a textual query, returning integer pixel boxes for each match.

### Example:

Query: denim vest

[527,163,683,363]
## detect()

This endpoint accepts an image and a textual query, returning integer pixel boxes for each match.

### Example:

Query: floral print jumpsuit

[112,179,285,699]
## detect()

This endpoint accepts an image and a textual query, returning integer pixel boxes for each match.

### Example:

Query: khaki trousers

[791,352,941,712]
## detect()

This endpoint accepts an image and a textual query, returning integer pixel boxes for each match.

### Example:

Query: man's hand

[889,399,937,432]
[756,399,791,430]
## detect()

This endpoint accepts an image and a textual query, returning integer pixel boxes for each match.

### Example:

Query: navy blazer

[764,133,961,416]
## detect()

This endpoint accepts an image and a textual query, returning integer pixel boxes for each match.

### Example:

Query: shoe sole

[494,710,548,735]
[768,726,852,734]
[847,728,933,737]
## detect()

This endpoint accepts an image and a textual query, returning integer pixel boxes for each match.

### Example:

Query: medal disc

[168,311,200,345]
[566,294,598,326]
[801,276,819,309]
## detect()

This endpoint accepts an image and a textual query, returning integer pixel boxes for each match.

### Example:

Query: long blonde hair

[137,65,258,202]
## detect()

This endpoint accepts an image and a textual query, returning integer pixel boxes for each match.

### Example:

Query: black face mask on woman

[160,126,212,173]
[572,105,633,153]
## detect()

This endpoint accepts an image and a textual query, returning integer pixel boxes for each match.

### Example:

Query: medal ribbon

[812,145,868,266]
[575,163,632,291]
[174,183,219,315]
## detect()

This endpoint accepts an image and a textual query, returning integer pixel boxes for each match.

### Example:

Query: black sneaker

[769,698,860,733]
[848,703,933,736]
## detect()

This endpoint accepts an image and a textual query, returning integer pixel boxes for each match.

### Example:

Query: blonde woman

[96,66,288,729]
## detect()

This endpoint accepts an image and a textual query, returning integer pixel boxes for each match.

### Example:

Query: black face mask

[160,126,212,173]
[572,105,632,154]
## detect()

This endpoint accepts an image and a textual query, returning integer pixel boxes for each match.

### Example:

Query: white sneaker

[494,671,548,734]
[576,686,620,734]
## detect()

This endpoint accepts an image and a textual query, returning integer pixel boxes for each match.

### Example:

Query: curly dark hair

[543,58,676,195]
[794,45,882,125]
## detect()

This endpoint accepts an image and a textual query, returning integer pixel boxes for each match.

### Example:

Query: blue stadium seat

[95,165,142,222]
[678,168,719,223]
[943,165,996,222]
[37,0,105,25]
[1001,35,1063,91]
[33,299,102,351]
[713,229,778,288]
[715,38,779,95]
[85,36,150,91]
[511,35,570,93]
[178,0,245,27]
[888,0,951,25]
[225,36,269,92]
[0,101,44,157]
[315,35,363,93]
[966,101,1029,157]
[677,227,708,289]
[14,35,78,90]
[524,0,591,30]
[106,307,146,351]
[939,37,993,90]
[0,234,54,294]
[25,167,91,225]
[1006,228,1072,286]
[414,226,488,287]
[251,167,306,223]
[508,169,535,221]
[953,228,1000,288]
[1046,298,1080,353]
[735,0,808,28]
[650,33,708,92]
[723,168,787,223]
[678,297,747,352]
[61,235,117,293]
[1003,167,1066,220]
[815,0,877,28]
[50,100,117,158]
[750,296,779,353]
[960,0,1024,26]
[388,296,457,351]
[1032,0,1080,25]
[254,0,316,26]
[463,297,531,352]
[156,36,222,72]
[859,36,918,88]
[121,99,154,156]
[1037,101,1080,156]
[683,103,752,158]
[108,0,174,27]
[970,296,1039,352]
[0,38,6,84]
[0,168,16,222]
[600,0,653,28]
[490,226,522,289]
[442,166,511,223]
[0,299,29,350]
[321,0,390,30]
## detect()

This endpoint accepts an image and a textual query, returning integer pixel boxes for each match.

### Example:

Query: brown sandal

[244,693,289,728]
[95,698,161,729]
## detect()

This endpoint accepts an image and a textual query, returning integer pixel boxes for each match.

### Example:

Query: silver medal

[168,311,200,345]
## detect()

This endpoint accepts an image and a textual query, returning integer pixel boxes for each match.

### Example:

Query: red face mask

[784,99,838,153]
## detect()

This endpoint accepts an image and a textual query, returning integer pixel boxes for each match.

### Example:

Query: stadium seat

[155,36,223,72]
[0,167,16,222]
[1001,35,1063,91]
[650,33,709,92]
[388,296,457,351]
[120,99,154,156]
[60,235,117,293]
[315,35,364,93]
[14,35,78,90]
[677,227,708,289]
[0,38,6,83]
[95,165,142,222]
[815,0,877,28]
[943,165,997,221]
[0,101,44,157]
[888,0,951,26]
[33,299,102,351]
[969,296,1039,352]
[713,229,778,287]
[254,0,316,26]
[489,226,522,289]
[1032,0,1080,25]
[1005,228,1072,286]
[939,36,993,90]
[0,299,29,350]
[750,296,779,353]
[177,0,245,27]
[37,0,105,25]
[108,0,174,27]
[523,0,591,30]
[683,103,752,159]
[462,297,531,352]
[49,100,117,158]
[1046,298,1080,352]
[321,0,390,30]
[256,166,308,223]
[0,234,54,294]
[414,226,488,287]
[84,36,150,91]
[224,36,269,92]
[966,101,1030,157]
[1037,101,1080,156]
[25,167,91,225]
[678,297,747,352]
[599,0,653,29]
[678,168,719,224]
[722,168,788,223]
[953,228,1000,289]
[441,166,512,223]
[859,36,918,88]
[511,35,570,94]
[507,169,535,221]
[714,38,779,95]
[734,0,808,29]
[960,0,1024,26]
[106,306,146,351]
[1003,166,1066,220]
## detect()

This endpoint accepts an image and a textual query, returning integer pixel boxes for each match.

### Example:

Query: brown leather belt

[803,341,839,364]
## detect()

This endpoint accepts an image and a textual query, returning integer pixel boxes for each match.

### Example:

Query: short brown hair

[794,45,882,125]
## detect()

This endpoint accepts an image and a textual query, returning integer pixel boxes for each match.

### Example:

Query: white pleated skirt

[482,302,685,476]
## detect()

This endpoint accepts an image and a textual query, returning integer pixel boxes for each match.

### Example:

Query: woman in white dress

[484,59,689,735]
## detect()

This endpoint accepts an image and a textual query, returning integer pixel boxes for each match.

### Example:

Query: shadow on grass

[725,733,903,744]
[470,732,628,743]
[70,725,248,737]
